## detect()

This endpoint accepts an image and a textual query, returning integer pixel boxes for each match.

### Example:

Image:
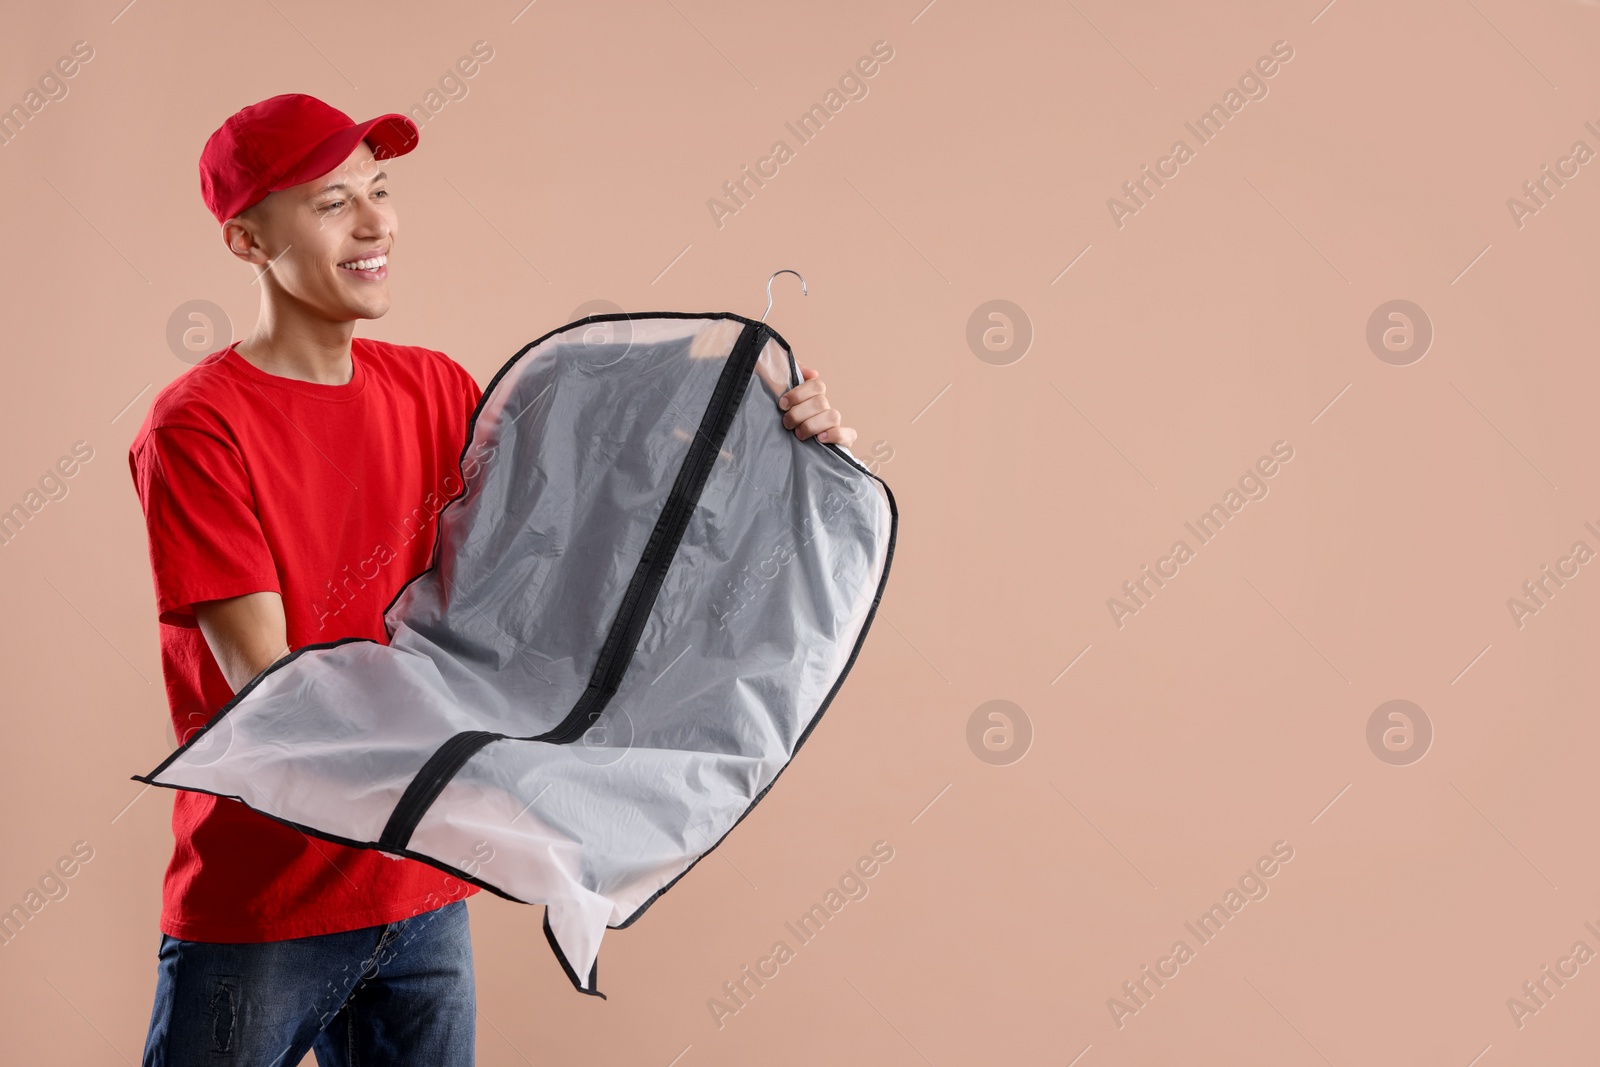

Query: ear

[222,216,269,267]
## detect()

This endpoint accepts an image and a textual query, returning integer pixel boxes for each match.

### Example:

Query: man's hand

[778,362,857,448]
[195,591,291,697]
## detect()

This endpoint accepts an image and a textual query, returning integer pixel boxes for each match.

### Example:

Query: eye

[372,188,389,199]
[321,199,345,212]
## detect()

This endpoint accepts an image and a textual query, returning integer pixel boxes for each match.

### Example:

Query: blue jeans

[141,899,475,1066]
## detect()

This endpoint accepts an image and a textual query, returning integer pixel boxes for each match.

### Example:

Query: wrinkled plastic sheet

[137,313,897,996]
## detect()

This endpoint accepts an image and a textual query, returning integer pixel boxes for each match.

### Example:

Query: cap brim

[269,113,420,194]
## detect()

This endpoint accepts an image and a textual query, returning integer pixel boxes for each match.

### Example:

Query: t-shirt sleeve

[455,358,483,416]
[129,426,282,627]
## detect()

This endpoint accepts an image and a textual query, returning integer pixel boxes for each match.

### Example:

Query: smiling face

[225,140,397,321]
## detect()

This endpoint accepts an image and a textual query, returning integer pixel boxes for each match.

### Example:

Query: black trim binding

[544,908,604,999]
[614,475,897,929]
[136,634,372,783]
[132,311,897,999]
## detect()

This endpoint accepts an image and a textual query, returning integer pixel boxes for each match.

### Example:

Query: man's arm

[195,591,291,695]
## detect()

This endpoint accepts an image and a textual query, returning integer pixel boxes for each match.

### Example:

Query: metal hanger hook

[761,269,808,322]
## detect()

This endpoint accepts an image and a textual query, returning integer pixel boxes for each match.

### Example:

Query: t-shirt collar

[219,338,368,400]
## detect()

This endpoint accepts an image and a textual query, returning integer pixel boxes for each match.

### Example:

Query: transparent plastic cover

[138,313,896,996]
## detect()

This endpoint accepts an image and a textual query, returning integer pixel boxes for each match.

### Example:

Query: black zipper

[530,319,770,745]
[379,730,505,851]
[378,319,771,851]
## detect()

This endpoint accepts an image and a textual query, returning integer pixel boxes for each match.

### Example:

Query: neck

[235,301,358,386]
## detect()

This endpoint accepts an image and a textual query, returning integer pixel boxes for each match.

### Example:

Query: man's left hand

[778,363,857,448]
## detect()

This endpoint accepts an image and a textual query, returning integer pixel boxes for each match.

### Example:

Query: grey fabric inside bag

[136,312,897,996]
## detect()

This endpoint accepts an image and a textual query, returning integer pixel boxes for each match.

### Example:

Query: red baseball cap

[199,93,419,224]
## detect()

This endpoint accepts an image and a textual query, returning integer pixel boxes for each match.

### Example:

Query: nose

[351,193,391,239]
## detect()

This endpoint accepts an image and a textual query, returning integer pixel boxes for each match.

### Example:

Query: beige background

[3,0,1599,1063]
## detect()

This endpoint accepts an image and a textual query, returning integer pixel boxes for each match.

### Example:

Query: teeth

[339,254,387,270]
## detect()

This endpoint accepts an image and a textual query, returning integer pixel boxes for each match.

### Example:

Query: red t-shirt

[128,336,485,942]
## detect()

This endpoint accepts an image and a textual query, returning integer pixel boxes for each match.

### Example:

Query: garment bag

[136,311,897,996]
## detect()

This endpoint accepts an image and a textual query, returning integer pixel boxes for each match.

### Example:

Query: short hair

[235,196,269,224]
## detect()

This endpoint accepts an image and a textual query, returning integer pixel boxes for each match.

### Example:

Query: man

[131,93,856,1066]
